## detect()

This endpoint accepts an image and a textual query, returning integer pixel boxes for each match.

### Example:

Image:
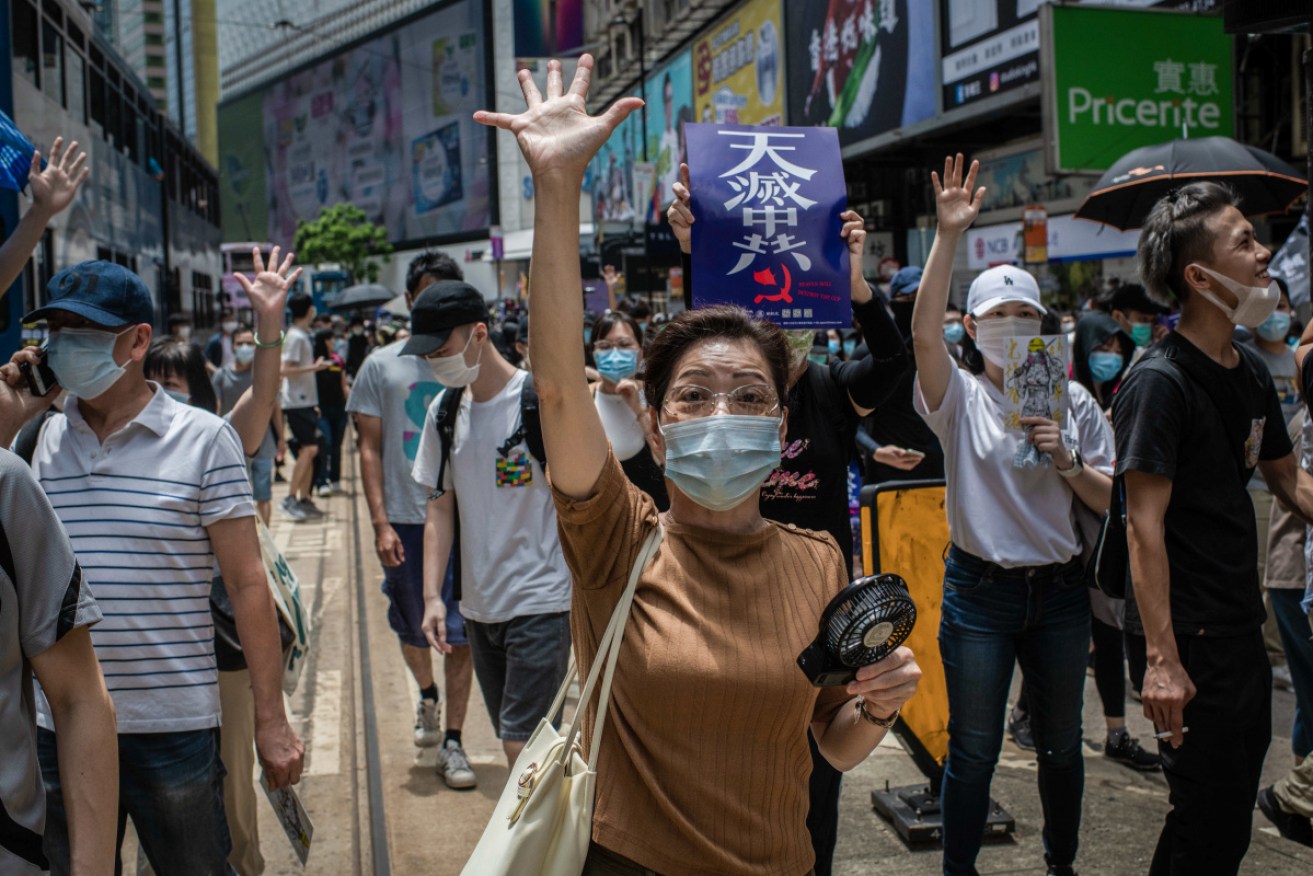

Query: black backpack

[430,374,548,600]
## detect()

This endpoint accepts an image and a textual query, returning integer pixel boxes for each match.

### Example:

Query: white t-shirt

[411,370,571,623]
[281,325,318,410]
[346,341,444,525]
[594,388,647,460]
[914,366,1114,568]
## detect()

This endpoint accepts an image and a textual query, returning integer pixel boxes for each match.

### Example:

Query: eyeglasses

[594,339,640,351]
[662,384,781,419]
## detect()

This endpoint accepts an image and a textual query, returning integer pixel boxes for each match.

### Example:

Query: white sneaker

[437,739,477,789]
[414,698,441,748]
[317,483,333,498]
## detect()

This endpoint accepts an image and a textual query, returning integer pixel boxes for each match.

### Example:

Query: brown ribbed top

[552,453,850,876]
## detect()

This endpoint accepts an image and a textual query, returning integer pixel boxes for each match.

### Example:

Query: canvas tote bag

[460,525,665,876]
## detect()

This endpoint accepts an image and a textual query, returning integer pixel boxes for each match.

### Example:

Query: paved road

[143,440,1313,875]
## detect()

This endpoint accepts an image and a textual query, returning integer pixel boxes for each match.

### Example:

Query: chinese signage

[1023,205,1047,263]
[1043,5,1233,173]
[938,0,1040,111]
[686,124,850,329]
[786,0,936,146]
[693,0,785,126]
[218,0,491,247]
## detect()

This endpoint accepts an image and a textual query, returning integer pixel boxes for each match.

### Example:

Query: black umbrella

[333,283,394,310]
[1074,136,1307,230]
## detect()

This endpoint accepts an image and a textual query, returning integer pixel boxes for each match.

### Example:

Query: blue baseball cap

[889,266,924,297]
[24,260,155,327]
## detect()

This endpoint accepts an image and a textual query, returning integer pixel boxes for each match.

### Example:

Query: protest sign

[1000,333,1069,469]
[686,123,850,329]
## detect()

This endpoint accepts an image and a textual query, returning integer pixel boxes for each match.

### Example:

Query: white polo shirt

[32,384,255,733]
[914,366,1114,568]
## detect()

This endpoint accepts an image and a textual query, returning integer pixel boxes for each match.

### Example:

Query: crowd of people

[3,52,1313,876]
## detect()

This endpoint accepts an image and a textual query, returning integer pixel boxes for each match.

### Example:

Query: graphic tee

[411,370,571,623]
[281,325,318,410]
[347,341,443,525]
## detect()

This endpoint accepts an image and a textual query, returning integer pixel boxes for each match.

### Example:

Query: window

[13,1,40,87]
[66,49,85,123]
[41,17,64,105]
[89,66,107,138]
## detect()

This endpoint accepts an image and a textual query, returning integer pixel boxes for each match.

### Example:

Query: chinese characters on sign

[686,123,850,329]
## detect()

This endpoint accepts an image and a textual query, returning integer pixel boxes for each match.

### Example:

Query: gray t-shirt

[212,366,276,460]
[0,450,100,872]
[281,325,318,410]
[346,341,443,525]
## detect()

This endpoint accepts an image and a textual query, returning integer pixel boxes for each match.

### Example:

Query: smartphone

[900,447,927,460]
[19,346,58,397]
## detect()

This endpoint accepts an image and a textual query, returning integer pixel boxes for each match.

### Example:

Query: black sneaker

[1258,785,1313,847]
[1104,732,1160,771]
[1009,712,1036,751]
[298,498,325,518]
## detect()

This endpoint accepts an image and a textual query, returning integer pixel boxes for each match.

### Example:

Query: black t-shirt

[1113,333,1292,636]
[861,366,945,483]
[759,362,859,567]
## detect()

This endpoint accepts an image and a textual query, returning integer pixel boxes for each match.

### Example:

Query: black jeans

[806,732,841,876]
[1137,630,1270,875]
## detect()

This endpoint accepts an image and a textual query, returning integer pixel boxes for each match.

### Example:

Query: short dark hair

[167,313,189,329]
[945,303,962,315]
[590,311,643,353]
[145,339,217,413]
[406,251,463,295]
[642,306,789,413]
[289,293,314,319]
[1102,281,1165,317]
[1138,182,1241,306]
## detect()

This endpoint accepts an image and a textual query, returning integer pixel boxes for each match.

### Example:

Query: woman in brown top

[474,56,921,875]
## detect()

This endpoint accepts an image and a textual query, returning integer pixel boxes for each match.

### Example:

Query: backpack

[430,373,548,600]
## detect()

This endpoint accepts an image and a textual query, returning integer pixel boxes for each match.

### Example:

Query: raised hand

[668,163,694,254]
[29,137,89,218]
[839,209,867,258]
[931,154,985,236]
[235,246,302,321]
[601,264,623,291]
[473,55,643,181]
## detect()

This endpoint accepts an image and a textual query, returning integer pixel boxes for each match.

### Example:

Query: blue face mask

[594,347,639,384]
[583,327,592,345]
[47,326,132,399]
[842,339,857,358]
[1257,311,1292,343]
[943,322,965,345]
[827,338,841,356]
[660,414,782,512]
[163,388,190,404]
[1088,351,1124,384]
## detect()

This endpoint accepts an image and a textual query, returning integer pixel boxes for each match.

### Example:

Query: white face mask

[972,316,1042,368]
[1189,264,1280,328]
[221,320,238,334]
[427,329,482,387]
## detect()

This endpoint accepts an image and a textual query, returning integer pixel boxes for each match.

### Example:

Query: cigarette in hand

[1153,727,1189,739]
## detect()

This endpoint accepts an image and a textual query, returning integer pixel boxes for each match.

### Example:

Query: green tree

[292,203,394,283]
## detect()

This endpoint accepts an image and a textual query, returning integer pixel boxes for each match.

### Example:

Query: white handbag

[460,525,664,876]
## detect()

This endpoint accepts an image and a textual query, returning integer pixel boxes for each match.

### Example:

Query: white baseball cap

[966,265,1047,317]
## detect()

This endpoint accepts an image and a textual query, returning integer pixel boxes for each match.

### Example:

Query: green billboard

[217,90,269,242]
[1042,5,1233,174]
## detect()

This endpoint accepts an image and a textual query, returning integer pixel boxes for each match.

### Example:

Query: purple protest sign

[686,123,850,329]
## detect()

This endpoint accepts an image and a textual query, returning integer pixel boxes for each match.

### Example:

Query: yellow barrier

[860,481,951,777]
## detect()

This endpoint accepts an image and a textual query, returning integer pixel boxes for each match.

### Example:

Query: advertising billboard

[218,90,269,243]
[692,0,786,127]
[218,0,491,247]
[786,0,936,147]
[939,0,1041,112]
[644,50,694,216]
[1042,4,1233,173]
[513,0,584,56]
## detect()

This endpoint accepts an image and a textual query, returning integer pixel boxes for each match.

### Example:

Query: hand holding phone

[19,346,59,397]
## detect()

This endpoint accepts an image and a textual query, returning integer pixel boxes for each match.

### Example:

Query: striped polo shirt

[33,384,254,734]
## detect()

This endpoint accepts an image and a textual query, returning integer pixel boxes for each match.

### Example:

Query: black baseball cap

[401,280,488,356]
[25,260,154,327]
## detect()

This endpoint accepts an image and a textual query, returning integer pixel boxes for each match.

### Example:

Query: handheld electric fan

[797,574,917,687]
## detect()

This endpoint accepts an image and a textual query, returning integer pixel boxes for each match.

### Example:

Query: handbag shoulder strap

[553,524,665,766]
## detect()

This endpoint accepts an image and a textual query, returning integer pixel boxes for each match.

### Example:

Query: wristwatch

[1057,449,1084,479]
[856,698,900,729]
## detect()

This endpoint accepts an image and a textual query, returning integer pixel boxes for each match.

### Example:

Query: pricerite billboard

[1042,4,1233,174]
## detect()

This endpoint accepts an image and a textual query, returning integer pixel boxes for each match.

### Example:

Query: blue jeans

[466,612,571,741]
[939,546,1091,875]
[1271,588,1313,757]
[38,727,234,876]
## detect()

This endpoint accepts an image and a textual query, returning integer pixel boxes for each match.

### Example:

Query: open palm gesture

[29,137,89,218]
[931,153,985,235]
[474,55,642,181]
[235,246,302,320]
